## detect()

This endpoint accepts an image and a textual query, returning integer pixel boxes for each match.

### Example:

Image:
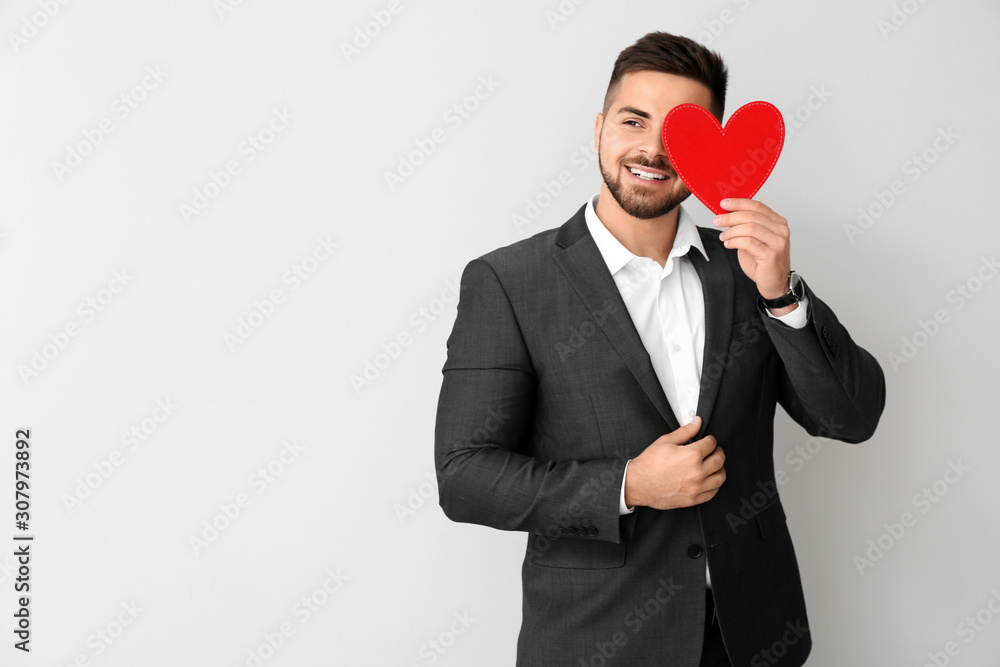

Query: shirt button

[673,343,681,352]
[688,544,704,559]
[688,409,695,418]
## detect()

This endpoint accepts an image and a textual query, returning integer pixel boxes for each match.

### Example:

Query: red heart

[661,101,784,215]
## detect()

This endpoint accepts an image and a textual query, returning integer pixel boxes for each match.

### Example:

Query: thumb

[672,415,702,442]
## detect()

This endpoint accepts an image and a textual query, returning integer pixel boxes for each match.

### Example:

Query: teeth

[629,167,666,180]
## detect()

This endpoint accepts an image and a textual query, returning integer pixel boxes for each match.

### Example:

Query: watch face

[790,272,802,298]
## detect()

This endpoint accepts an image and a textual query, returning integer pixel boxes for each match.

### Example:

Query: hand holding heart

[662,101,791,301]
[713,198,791,301]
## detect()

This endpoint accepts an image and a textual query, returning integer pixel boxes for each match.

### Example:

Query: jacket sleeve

[760,277,886,443]
[434,258,628,544]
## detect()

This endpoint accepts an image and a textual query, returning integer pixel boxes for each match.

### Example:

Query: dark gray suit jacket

[434,203,885,666]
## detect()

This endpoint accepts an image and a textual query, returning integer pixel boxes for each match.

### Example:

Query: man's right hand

[623,416,726,510]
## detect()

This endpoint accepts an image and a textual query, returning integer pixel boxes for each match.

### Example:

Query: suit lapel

[689,228,734,437]
[552,206,737,439]
[553,206,680,433]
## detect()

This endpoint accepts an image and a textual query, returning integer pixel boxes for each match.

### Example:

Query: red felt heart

[661,101,784,215]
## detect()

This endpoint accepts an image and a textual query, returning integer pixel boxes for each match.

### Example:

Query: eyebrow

[615,106,651,119]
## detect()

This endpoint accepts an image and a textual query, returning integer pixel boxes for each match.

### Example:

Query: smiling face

[596,70,716,220]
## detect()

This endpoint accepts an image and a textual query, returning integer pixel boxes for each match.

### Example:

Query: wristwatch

[760,271,802,309]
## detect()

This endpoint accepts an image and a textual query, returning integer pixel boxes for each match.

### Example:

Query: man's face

[596,70,716,220]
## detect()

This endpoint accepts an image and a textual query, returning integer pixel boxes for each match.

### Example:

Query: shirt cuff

[764,294,810,329]
[619,459,635,515]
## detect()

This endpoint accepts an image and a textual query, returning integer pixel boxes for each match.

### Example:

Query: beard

[598,145,691,220]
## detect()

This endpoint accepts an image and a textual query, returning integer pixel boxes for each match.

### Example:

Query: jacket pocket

[528,532,627,569]
[755,498,788,540]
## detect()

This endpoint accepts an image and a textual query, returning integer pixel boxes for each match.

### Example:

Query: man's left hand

[713,198,791,300]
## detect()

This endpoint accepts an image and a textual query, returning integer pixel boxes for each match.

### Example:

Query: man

[434,31,885,667]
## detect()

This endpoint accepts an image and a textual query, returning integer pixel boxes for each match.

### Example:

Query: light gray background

[1,0,998,665]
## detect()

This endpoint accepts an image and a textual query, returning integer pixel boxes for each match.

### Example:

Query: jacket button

[558,527,567,536]
[688,544,703,559]
[587,526,598,536]
[567,526,579,536]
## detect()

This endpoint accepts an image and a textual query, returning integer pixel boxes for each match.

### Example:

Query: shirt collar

[584,194,709,276]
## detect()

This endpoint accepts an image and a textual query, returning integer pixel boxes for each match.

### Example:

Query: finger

[721,235,769,256]
[702,446,725,472]
[714,205,787,234]
[713,211,788,229]
[688,434,717,455]
[694,485,722,504]
[721,235,790,263]
[704,465,726,488]
[714,210,787,233]
[719,198,777,218]
[719,222,788,249]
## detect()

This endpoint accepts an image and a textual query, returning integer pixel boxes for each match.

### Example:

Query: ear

[593,112,604,154]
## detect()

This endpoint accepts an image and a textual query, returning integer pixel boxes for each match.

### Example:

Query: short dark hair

[603,31,729,120]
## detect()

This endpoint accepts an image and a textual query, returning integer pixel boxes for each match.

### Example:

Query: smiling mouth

[626,165,670,182]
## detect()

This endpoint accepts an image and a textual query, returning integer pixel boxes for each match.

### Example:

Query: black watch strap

[761,271,801,309]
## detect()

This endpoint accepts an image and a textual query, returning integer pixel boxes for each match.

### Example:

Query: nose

[638,123,667,161]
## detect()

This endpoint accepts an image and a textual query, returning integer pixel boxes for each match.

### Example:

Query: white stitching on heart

[662,101,785,214]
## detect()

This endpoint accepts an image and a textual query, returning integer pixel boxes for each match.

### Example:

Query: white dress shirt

[584,194,810,587]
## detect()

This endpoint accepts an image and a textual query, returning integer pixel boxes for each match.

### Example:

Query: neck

[593,183,680,267]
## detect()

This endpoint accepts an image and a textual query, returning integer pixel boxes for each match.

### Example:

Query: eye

[624,119,642,127]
